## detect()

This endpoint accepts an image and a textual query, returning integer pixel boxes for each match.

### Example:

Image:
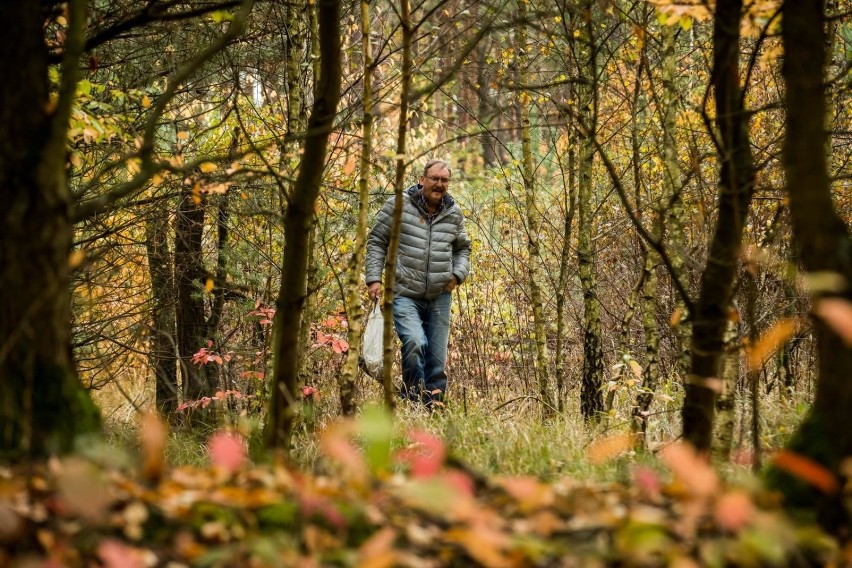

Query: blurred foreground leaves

[0,411,846,567]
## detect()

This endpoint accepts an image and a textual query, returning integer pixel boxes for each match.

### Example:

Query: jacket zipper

[424,212,432,299]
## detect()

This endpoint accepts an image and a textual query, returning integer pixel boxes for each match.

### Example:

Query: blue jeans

[393,292,452,404]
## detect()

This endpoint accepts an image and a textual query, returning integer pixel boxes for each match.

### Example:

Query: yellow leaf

[746,318,797,371]
[141,95,151,108]
[68,249,85,269]
[56,15,67,26]
[204,278,214,293]
[151,173,163,187]
[199,162,217,173]
[799,271,847,294]
[628,359,642,379]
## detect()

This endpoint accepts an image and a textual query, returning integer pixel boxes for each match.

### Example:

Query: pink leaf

[632,465,662,500]
[398,430,446,478]
[316,331,331,345]
[208,432,246,473]
[715,490,755,531]
[814,298,852,345]
[302,385,319,398]
[97,539,146,568]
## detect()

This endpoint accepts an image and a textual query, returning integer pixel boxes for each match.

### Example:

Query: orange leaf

[320,422,367,478]
[660,442,718,498]
[343,157,358,176]
[358,527,397,568]
[498,476,553,511]
[586,434,636,465]
[746,318,797,371]
[139,411,168,482]
[714,490,754,531]
[669,307,684,328]
[814,298,852,346]
[773,450,839,494]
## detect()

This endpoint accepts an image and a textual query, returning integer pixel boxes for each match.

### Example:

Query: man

[365,159,472,405]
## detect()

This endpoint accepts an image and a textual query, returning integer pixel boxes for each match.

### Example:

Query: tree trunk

[339,0,375,415]
[266,0,341,451]
[770,0,852,532]
[145,200,178,416]
[711,316,739,462]
[577,1,604,421]
[380,0,412,410]
[554,133,576,413]
[517,0,552,415]
[0,0,100,460]
[174,185,212,405]
[682,0,755,452]
[660,24,690,379]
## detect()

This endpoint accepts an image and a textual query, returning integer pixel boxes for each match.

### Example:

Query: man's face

[420,165,451,208]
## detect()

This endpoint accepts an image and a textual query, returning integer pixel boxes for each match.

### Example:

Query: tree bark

[770,0,852,532]
[145,201,178,416]
[380,0,411,410]
[577,0,604,421]
[682,0,755,452]
[174,185,212,405]
[0,0,100,460]
[266,0,341,451]
[339,0,375,415]
[517,0,553,416]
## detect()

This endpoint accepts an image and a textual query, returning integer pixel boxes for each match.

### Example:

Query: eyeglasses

[426,175,450,184]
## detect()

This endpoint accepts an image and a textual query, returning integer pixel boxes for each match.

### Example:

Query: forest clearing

[1,0,852,566]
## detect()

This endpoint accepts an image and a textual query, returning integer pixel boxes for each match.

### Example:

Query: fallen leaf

[397,430,446,478]
[715,490,754,531]
[208,432,246,474]
[660,442,718,498]
[632,465,662,500]
[498,476,552,511]
[98,538,147,568]
[140,412,168,482]
[587,434,636,465]
[358,527,397,568]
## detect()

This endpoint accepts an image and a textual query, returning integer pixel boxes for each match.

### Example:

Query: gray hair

[423,159,451,177]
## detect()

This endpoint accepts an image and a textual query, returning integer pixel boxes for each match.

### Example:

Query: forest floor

[1,404,847,567]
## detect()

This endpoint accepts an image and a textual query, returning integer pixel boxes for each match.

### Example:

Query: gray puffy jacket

[366,185,472,300]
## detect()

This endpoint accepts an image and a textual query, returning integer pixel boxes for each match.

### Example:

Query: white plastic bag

[360,301,384,378]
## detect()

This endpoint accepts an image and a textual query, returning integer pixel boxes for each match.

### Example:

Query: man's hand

[368,282,382,300]
[445,276,458,292]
